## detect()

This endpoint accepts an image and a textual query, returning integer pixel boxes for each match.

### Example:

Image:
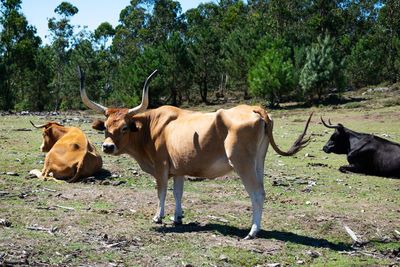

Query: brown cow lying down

[29,121,102,183]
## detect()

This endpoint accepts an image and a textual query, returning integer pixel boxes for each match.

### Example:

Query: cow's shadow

[81,168,112,183]
[338,167,400,179]
[154,223,353,251]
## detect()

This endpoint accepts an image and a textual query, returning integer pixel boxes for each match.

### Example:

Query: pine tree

[300,35,345,103]
[248,39,294,108]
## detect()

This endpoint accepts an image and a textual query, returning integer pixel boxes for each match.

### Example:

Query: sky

[20,0,208,45]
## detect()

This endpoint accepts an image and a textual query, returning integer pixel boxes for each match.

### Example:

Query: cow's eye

[121,125,128,133]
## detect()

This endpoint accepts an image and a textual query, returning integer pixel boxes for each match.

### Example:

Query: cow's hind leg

[30,168,66,183]
[232,161,265,239]
[29,169,44,179]
[67,162,83,183]
[172,176,184,224]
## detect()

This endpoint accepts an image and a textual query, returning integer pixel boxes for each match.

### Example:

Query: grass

[0,91,399,266]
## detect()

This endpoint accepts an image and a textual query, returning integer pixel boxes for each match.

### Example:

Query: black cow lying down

[321,117,400,178]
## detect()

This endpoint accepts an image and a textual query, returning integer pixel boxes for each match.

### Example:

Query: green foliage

[54,1,78,17]
[47,1,79,111]
[1,0,400,111]
[149,0,183,44]
[159,31,193,105]
[248,39,294,107]
[0,0,41,110]
[185,2,222,103]
[94,22,115,49]
[112,44,160,107]
[300,35,345,103]
[393,36,400,83]
[223,27,256,96]
[293,45,308,100]
[220,2,251,98]
[346,34,385,87]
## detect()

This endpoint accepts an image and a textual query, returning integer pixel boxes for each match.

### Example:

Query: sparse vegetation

[1,89,399,266]
[344,102,365,109]
[383,97,400,107]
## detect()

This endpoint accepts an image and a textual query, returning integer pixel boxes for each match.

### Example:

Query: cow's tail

[254,108,314,156]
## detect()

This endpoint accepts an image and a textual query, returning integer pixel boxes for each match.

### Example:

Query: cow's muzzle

[322,145,331,153]
[102,143,116,154]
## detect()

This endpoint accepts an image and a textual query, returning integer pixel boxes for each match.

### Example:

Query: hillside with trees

[1,0,399,111]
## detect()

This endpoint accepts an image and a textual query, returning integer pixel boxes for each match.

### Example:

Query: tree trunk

[200,78,208,104]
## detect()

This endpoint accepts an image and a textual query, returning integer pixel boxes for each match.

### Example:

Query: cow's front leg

[172,176,184,224]
[153,171,168,224]
[339,164,361,174]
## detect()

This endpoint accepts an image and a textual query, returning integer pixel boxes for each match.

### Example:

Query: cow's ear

[92,119,106,131]
[338,123,345,131]
[129,120,143,132]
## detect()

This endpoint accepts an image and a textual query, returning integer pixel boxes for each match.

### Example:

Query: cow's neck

[52,126,69,141]
[347,129,368,151]
[125,113,156,176]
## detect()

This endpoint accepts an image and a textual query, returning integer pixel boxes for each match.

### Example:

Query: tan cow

[30,121,102,183]
[79,67,313,239]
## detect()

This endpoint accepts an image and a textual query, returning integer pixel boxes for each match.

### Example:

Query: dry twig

[26,225,58,234]
[344,225,360,243]
[54,205,75,210]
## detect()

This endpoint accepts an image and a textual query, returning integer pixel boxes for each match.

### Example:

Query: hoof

[152,216,164,224]
[339,165,353,173]
[244,234,256,240]
[169,216,183,225]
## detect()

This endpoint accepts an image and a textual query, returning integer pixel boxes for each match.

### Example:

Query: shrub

[383,97,400,107]
[344,102,365,109]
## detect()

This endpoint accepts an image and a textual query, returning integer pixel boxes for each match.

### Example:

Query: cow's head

[321,117,349,154]
[30,121,64,152]
[78,66,157,155]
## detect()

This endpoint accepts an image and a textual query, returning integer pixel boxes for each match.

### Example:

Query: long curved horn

[320,117,340,129]
[78,66,107,115]
[30,121,47,129]
[128,70,158,116]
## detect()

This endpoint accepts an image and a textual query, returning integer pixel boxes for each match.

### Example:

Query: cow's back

[161,105,267,178]
[81,138,103,177]
[370,136,400,177]
[46,127,102,178]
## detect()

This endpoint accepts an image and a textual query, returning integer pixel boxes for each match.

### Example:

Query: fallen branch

[0,193,27,199]
[338,251,356,256]
[344,225,360,243]
[54,205,75,210]
[43,187,57,192]
[1,260,29,265]
[358,250,382,259]
[207,215,229,223]
[26,225,58,233]
[37,206,56,210]
[105,241,127,248]
[394,230,400,237]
